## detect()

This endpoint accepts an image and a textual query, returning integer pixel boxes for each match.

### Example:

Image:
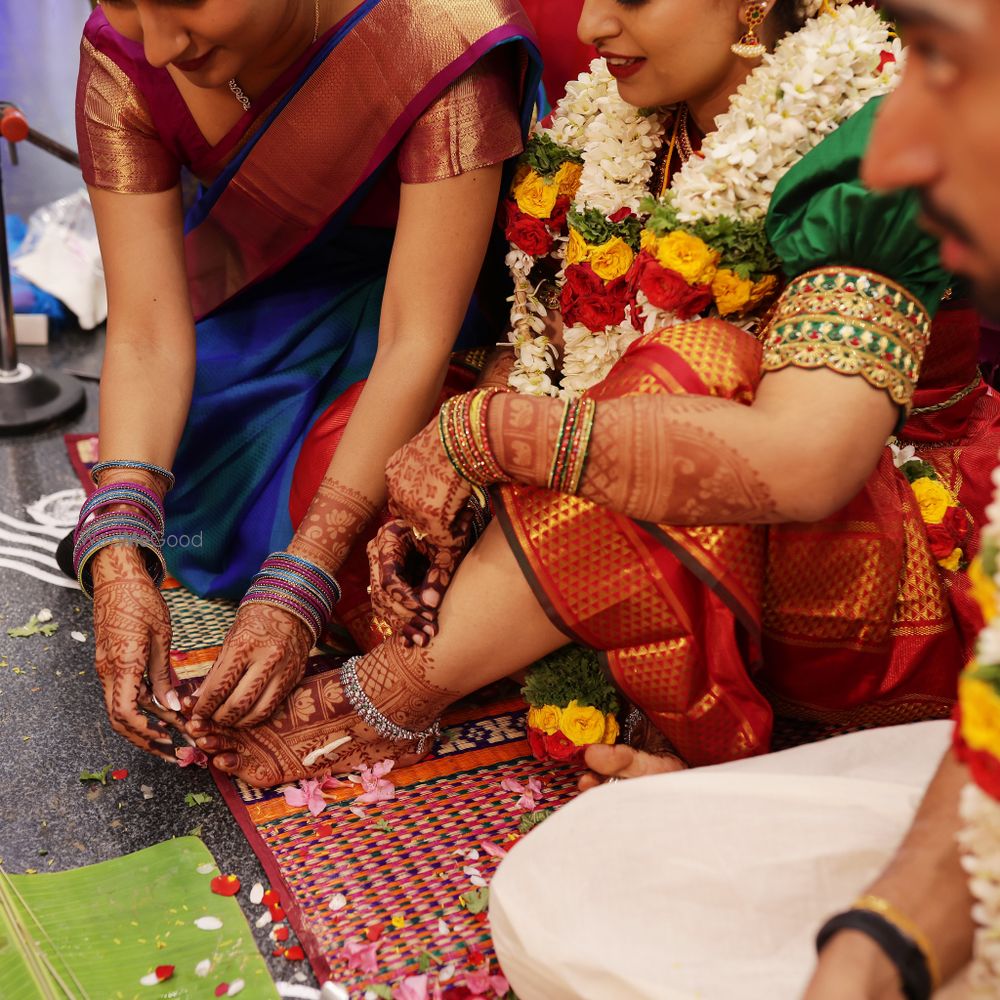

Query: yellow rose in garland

[911,477,953,525]
[711,268,755,317]
[559,700,608,745]
[971,557,998,624]
[960,675,1000,761]
[566,227,590,266]
[527,704,562,735]
[514,170,560,220]
[590,237,635,281]
[602,713,620,745]
[655,231,720,286]
[555,160,583,200]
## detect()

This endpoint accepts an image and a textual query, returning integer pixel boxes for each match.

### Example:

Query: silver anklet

[340,656,441,755]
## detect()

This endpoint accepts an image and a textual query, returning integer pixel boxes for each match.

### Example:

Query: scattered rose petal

[465,966,490,995]
[111,769,128,781]
[467,945,485,966]
[489,975,509,996]
[328,893,347,912]
[316,824,334,839]
[197,863,217,875]
[469,875,487,888]
[438,963,456,983]
[348,806,367,820]
[273,926,290,942]
[255,910,273,928]
[391,913,405,929]
[366,923,385,942]
[344,939,379,974]
[284,946,306,961]
[466,850,480,862]
[436,919,449,937]
[396,974,429,1000]
[270,904,286,922]
[293,972,308,983]
[463,866,482,878]
[262,889,280,907]
[210,874,241,896]
[249,882,265,905]
[195,916,223,930]
[479,841,507,859]
[177,746,209,768]
[227,980,245,996]
[70,631,87,642]
[215,984,229,998]
[195,958,212,977]
[139,965,175,986]
[140,784,154,800]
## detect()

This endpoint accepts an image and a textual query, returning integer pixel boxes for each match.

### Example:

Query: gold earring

[731,3,768,59]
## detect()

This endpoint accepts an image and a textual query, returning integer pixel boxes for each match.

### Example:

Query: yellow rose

[938,547,964,572]
[640,228,660,255]
[527,704,562,735]
[602,713,620,745]
[655,231,720,286]
[514,170,560,220]
[960,675,1000,759]
[559,699,607,746]
[911,477,953,525]
[747,273,779,308]
[555,161,583,200]
[566,227,591,266]
[590,237,635,281]
[970,557,998,624]
[510,162,531,192]
[711,268,755,317]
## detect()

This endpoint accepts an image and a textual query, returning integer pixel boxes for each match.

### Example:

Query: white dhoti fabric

[490,721,953,1000]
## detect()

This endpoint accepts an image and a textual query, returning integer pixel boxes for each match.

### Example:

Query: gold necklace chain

[229,0,320,113]
[656,105,689,198]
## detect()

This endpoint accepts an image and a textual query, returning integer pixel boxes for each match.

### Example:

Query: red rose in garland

[925,505,968,560]
[543,729,583,763]
[549,195,571,232]
[526,726,548,760]
[630,253,713,320]
[561,262,629,329]
[505,202,555,256]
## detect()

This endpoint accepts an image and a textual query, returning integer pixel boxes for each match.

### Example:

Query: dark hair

[772,0,807,38]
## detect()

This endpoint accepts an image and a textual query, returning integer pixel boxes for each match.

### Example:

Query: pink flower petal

[343,939,379,975]
[283,779,330,816]
[396,974,429,1000]
[348,805,367,820]
[489,974,509,997]
[356,779,395,805]
[500,777,524,794]
[176,747,209,768]
[526,777,543,797]
[464,967,491,995]
[515,794,537,812]
[480,841,507,859]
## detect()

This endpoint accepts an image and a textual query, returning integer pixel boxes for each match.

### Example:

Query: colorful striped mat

[66,433,581,995]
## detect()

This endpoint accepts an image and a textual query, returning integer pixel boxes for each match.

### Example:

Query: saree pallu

[162,1,541,641]
[497,311,999,766]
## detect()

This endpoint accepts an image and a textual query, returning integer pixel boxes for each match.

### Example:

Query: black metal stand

[0,107,85,434]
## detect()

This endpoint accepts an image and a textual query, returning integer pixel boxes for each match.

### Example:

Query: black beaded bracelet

[816,909,932,1000]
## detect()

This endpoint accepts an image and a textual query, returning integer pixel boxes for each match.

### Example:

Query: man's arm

[803,751,974,998]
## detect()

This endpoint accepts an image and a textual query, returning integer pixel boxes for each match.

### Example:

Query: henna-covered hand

[190,602,313,731]
[384,419,473,547]
[92,545,186,761]
[287,479,378,577]
[366,516,471,646]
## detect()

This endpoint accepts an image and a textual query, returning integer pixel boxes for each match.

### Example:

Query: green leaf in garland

[567,207,644,252]
[522,645,620,715]
[523,134,584,178]
[517,810,554,834]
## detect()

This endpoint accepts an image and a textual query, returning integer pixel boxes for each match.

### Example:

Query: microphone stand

[0,102,86,433]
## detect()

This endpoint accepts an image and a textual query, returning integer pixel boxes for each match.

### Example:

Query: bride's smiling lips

[173,47,219,73]
[599,50,647,80]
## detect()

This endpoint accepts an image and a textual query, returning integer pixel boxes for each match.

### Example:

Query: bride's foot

[577,742,686,792]
[195,641,457,788]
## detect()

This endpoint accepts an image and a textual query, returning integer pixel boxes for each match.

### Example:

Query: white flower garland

[507,3,901,398]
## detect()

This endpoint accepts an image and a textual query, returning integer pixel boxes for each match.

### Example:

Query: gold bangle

[852,895,940,989]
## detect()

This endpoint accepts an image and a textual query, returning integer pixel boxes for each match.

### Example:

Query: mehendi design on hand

[198,636,459,787]
[289,479,378,575]
[579,397,777,524]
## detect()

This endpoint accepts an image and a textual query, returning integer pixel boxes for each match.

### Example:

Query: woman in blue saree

[73,0,539,758]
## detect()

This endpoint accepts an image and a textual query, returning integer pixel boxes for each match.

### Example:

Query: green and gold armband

[761,267,932,414]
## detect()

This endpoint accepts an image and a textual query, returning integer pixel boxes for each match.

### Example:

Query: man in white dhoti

[490,0,1000,995]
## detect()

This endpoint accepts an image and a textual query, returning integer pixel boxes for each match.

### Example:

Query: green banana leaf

[0,837,279,999]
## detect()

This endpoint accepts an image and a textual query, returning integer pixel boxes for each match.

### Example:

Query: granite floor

[0,4,317,993]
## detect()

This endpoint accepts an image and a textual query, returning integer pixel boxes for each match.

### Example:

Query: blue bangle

[91,460,176,492]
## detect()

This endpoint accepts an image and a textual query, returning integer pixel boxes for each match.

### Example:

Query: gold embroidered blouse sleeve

[759,267,933,414]
[397,47,524,184]
[76,38,180,195]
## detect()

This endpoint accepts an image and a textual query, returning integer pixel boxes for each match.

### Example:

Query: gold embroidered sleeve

[760,267,932,412]
[76,38,180,194]
[397,47,524,184]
